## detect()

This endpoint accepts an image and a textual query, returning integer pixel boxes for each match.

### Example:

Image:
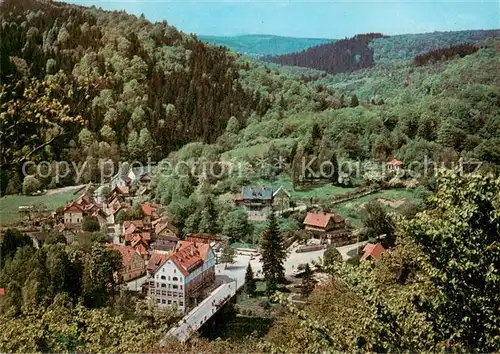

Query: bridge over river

[161,241,364,343]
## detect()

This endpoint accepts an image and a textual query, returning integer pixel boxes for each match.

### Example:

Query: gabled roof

[153,241,211,276]
[63,202,85,214]
[387,158,403,166]
[141,203,157,217]
[273,185,291,198]
[105,243,141,267]
[114,185,130,195]
[135,243,149,256]
[147,252,169,272]
[241,186,273,200]
[155,220,179,236]
[0,288,5,296]
[303,212,343,228]
[123,220,144,230]
[361,243,386,261]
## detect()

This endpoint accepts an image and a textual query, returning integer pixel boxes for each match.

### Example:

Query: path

[274,203,307,216]
[45,184,86,196]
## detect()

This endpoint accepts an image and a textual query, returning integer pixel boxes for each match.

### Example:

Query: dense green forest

[199,34,335,58]
[265,30,499,73]
[1,0,499,196]
[0,0,261,192]
[1,0,499,352]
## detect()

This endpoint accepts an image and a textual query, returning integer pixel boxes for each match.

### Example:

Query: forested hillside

[370,29,500,64]
[265,33,386,74]
[0,0,261,191]
[199,34,334,58]
[265,30,499,72]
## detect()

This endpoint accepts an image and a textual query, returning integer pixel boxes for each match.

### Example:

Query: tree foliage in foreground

[262,170,500,352]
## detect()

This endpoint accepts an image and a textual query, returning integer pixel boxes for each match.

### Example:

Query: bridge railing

[164,280,237,343]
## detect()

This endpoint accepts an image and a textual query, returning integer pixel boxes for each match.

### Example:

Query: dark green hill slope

[198,34,334,58]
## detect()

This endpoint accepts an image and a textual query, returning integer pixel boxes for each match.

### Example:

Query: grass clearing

[0,189,78,226]
[333,188,419,227]
[258,177,356,202]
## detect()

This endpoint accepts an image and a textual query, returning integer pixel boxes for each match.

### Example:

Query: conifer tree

[260,210,286,295]
[301,263,315,298]
[198,195,218,234]
[244,263,256,296]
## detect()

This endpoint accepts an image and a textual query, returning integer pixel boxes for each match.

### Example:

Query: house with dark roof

[145,240,216,312]
[150,234,179,254]
[235,186,274,220]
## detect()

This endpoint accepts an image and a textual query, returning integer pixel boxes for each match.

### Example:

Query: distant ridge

[199,34,335,58]
[264,33,386,74]
[264,29,500,73]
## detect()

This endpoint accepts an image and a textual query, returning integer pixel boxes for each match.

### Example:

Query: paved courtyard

[217,241,366,287]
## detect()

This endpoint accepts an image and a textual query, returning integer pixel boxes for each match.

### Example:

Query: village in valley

[0,155,406,341]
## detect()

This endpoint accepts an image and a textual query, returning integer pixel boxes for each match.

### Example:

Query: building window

[162,291,166,296]
[161,275,166,280]
[167,291,172,296]
[179,277,183,281]
[150,289,155,295]
[180,285,183,290]
[172,277,178,281]
[161,283,166,288]
[157,299,160,303]
[173,269,176,274]
[172,292,177,297]
[162,299,166,304]
[156,283,159,288]
[168,276,170,281]
[156,290,160,295]
[179,301,184,306]
[173,284,178,289]
[168,300,171,304]
[156,275,159,279]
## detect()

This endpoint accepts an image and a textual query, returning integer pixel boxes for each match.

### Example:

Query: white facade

[149,260,187,311]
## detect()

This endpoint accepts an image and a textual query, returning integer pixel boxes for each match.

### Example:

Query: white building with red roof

[146,240,216,312]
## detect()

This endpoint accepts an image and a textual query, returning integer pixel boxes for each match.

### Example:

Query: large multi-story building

[146,240,216,313]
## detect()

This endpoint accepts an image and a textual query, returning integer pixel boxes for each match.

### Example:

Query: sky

[66,0,499,38]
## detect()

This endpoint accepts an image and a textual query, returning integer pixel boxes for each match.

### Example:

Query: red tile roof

[303,212,343,228]
[141,203,155,217]
[153,241,211,276]
[147,252,169,272]
[64,202,85,213]
[105,244,140,267]
[135,243,149,256]
[0,288,5,296]
[387,159,403,167]
[361,243,386,261]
